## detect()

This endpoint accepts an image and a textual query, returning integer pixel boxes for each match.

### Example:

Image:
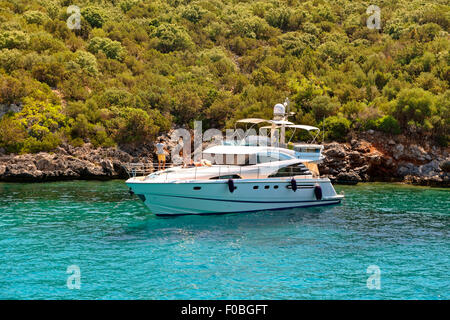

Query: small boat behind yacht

[126,100,343,216]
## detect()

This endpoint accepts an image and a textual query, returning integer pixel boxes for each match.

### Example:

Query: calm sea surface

[0,181,448,299]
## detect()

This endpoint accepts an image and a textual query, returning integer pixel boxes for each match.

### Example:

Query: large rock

[3,162,44,181]
[354,140,371,153]
[348,151,365,165]
[384,156,395,168]
[112,160,129,178]
[440,159,450,173]
[419,160,441,177]
[405,173,449,187]
[0,103,22,117]
[354,164,369,174]
[335,171,361,184]
[393,144,404,160]
[35,156,65,171]
[84,164,104,177]
[397,162,420,177]
[405,144,428,161]
[368,154,382,166]
[101,160,115,175]
[324,144,346,158]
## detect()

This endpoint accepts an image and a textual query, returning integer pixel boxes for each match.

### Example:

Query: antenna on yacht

[273,100,285,147]
[272,98,295,147]
[284,97,296,118]
[284,97,290,113]
[283,98,290,148]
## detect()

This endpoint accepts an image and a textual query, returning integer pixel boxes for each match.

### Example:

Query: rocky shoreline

[0,144,151,182]
[319,131,449,187]
[0,133,448,187]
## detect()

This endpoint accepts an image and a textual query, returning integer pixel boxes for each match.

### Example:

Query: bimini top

[259,123,316,130]
[286,124,319,131]
[271,120,294,125]
[236,118,269,124]
[235,118,294,126]
[262,124,319,131]
[203,145,277,155]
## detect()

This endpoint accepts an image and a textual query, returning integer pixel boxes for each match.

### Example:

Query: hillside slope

[0,0,449,154]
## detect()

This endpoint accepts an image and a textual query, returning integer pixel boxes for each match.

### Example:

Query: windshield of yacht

[203,150,294,166]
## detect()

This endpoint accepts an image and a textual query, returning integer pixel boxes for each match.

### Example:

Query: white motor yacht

[126,100,343,216]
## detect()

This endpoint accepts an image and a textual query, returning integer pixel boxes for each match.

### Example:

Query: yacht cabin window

[204,151,293,165]
[268,163,312,177]
[294,146,321,153]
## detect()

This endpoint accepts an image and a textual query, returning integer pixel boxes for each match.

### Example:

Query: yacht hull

[126,178,343,216]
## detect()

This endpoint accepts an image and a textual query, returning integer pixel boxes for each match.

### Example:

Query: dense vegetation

[0,0,448,153]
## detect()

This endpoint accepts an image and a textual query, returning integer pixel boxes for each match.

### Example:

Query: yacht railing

[123,162,176,177]
[124,162,318,180]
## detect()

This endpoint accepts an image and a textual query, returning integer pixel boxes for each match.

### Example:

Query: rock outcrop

[0,131,448,187]
[0,144,152,182]
[319,132,449,187]
[0,103,22,118]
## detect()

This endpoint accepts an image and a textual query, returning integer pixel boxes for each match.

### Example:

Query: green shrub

[15,97,68,140]
[0,74,27,104]
[22,133,60,153]
[323,116,351,141]
[82,6,106,28]
[91,124,115,147]
[375,115,401,134]
[108,107,159,145]
[152,23,193,53]
[24,10,48,25]
[232,16,272,40]
[317,41,349,66]
[0,116,27,153]
[279,32,318,56]
[70,114,90,140]
[1,97,65,154]
[0,49,22,73]
[120,0,139,13]
[172,87,203,125]
[0,31,29,50]
[310,96,339,122]
[74,50,99,77]
[31,61,66,87]
[181,4,206,24]
[265,7,291,31]
[29,32,66,53]
[88,37,124,60]
[393,88,435,127]
[364,118,377,131]
[341,101,366,119]
[98,88,133,108]
[70,137,85,148]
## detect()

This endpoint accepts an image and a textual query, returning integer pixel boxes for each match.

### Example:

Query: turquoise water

[0,181,448,299]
